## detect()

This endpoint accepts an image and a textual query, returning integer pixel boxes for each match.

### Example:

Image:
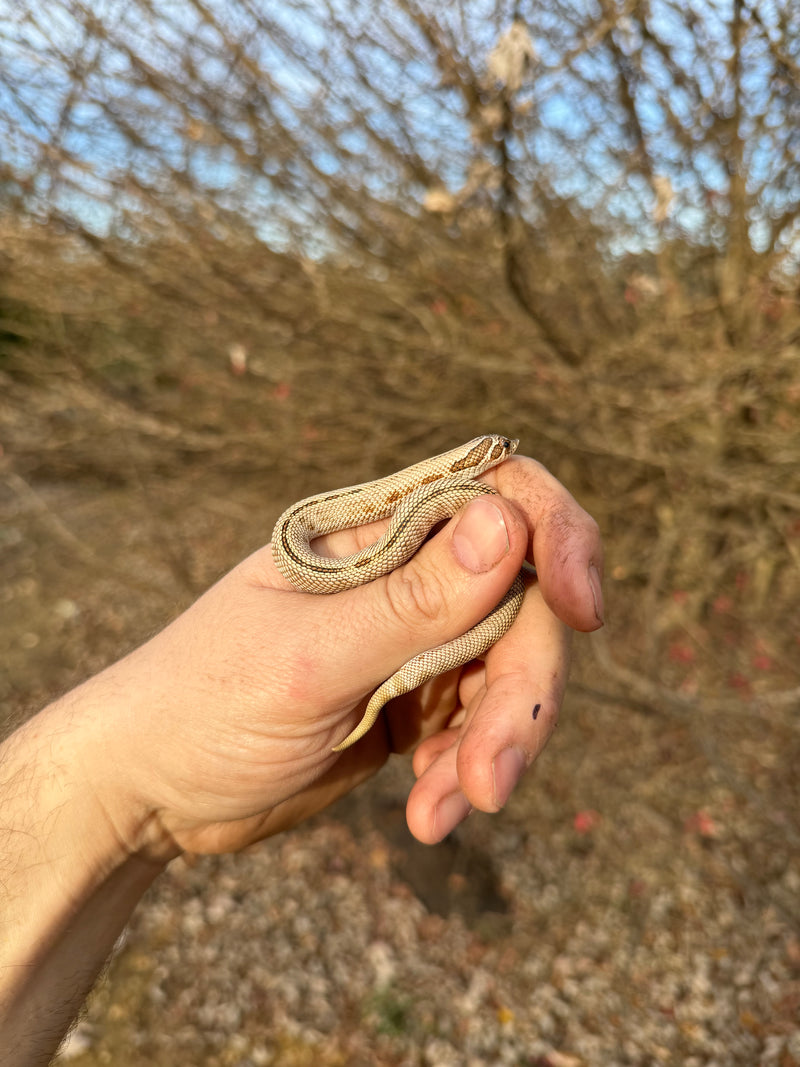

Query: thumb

[330,493,527,716]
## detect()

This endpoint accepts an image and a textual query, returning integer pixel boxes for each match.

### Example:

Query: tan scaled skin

[271,435,526,750]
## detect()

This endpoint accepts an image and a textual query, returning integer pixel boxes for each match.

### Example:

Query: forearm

[0,695,167,1066]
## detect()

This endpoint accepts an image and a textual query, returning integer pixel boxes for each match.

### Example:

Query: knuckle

[582,510,602,543]
[383,562,447,630]
[546,502,601,551]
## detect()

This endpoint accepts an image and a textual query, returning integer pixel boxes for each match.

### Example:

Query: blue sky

[0,0,797,264]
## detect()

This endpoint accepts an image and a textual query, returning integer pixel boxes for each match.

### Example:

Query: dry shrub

[1,203,798,733]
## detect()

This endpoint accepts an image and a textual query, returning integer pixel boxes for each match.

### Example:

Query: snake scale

[271,434,526,751]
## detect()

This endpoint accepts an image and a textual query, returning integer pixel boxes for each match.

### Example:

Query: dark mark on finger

[532,703,541,720]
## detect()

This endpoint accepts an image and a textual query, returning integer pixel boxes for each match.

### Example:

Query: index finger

[484,454,605,632]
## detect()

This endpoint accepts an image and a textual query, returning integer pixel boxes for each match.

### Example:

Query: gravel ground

[53,701,799,1067]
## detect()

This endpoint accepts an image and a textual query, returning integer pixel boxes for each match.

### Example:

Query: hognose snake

[271,434,526,751]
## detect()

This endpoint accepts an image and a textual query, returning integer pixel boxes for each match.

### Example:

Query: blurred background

[1,1,799,1064]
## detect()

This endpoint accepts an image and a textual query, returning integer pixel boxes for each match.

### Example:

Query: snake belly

[271,434,526,751]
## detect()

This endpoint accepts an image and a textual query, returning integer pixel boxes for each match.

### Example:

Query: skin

[0,453,603,1065]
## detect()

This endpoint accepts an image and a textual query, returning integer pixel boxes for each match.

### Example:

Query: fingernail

[588,563,605,625]
[452,497,509,573]
[433,792,472,838]
[492,745,528,808]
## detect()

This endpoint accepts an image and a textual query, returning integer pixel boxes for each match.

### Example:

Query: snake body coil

[271,434,525,750]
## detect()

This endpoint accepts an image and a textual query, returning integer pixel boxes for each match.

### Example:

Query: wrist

[1,689,171,894]
[42,667,185,867]
[0,694,168,1062]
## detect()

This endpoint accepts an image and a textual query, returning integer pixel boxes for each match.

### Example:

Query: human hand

[63,452,602,857]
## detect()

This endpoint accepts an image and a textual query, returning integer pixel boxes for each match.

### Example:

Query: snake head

[450,434,519,474]
[491,435,519,462]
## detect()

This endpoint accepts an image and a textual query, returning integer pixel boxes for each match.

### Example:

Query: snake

[271,434,526,751]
